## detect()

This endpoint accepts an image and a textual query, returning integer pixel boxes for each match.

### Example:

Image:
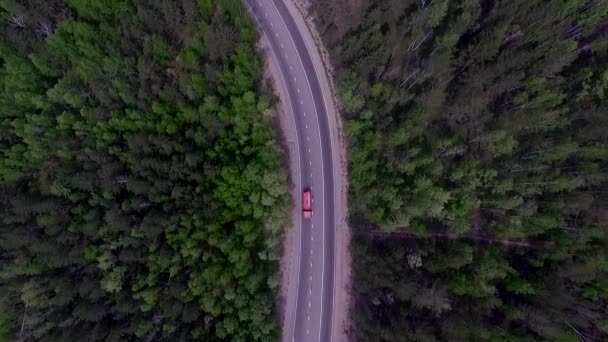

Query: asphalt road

[246,1,336,341]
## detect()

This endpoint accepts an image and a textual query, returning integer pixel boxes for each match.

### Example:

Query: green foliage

[0,299,16,342]
[313,0,608,340]
[0,0,287,340]
[67,0,130,20]
[339,73,366,114]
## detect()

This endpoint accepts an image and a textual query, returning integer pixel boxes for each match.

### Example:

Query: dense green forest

[0,0,289,340]
[312,0,608,340]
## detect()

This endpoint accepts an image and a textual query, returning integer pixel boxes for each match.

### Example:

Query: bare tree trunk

[412,32,431,51]
[514,181,558,186]
[357,229,553,249]
[510,165,550,172]
[564,321,586,342]
[406,80,419,91]
[399,70,419,88]
[20,301,29,335]
[439,76,454,87]
[9,16,27,29]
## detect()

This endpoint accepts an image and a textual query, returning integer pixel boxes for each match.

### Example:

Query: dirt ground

[258,34,301,338]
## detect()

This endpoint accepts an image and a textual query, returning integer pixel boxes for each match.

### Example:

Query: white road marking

[245,5,317,341]
[307,137,310,141]
[265,12,268,17]
[294,76,297,81]
[309,302,311,308]
[305,123,308,128]
[308,315,311,320]
[308,148,311,153]
[310,250,313,255]
[309,161,311,165]
[280,43,284,49]
[265,3,333,342]
[270,22,274,27]
[307,329,310,335]
[289,65,293,70]
[297,88,300,93]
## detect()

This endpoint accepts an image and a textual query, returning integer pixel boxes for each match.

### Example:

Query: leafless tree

[36,23,53,38]
[400,69,419,88]
[436,145,467,158]
[359,229,551,249]
[576,43,592,53]
[405,31,432,55]
[138,201,151,209]
[20,301,29,336]
[9,15,27,30]
[114,174,129,185]
[503,31,523,44]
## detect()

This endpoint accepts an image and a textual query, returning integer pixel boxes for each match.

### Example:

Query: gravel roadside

[258,34,301,340]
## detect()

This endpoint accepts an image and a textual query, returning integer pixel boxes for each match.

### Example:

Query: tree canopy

[312,0,608,340]
[0,0,289,340]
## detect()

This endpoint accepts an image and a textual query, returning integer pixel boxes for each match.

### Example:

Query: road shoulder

[258,34,301,341]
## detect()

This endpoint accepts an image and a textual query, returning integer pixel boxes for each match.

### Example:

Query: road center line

[245,4,307,339]
[267,2,332,341]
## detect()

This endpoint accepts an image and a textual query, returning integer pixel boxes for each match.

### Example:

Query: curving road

[245,1,336,341]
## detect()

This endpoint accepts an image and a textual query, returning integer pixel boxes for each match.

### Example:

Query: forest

[311,0,608,340]
[0,0,289,340]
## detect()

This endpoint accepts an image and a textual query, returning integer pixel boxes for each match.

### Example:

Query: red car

[303,190,312,219]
